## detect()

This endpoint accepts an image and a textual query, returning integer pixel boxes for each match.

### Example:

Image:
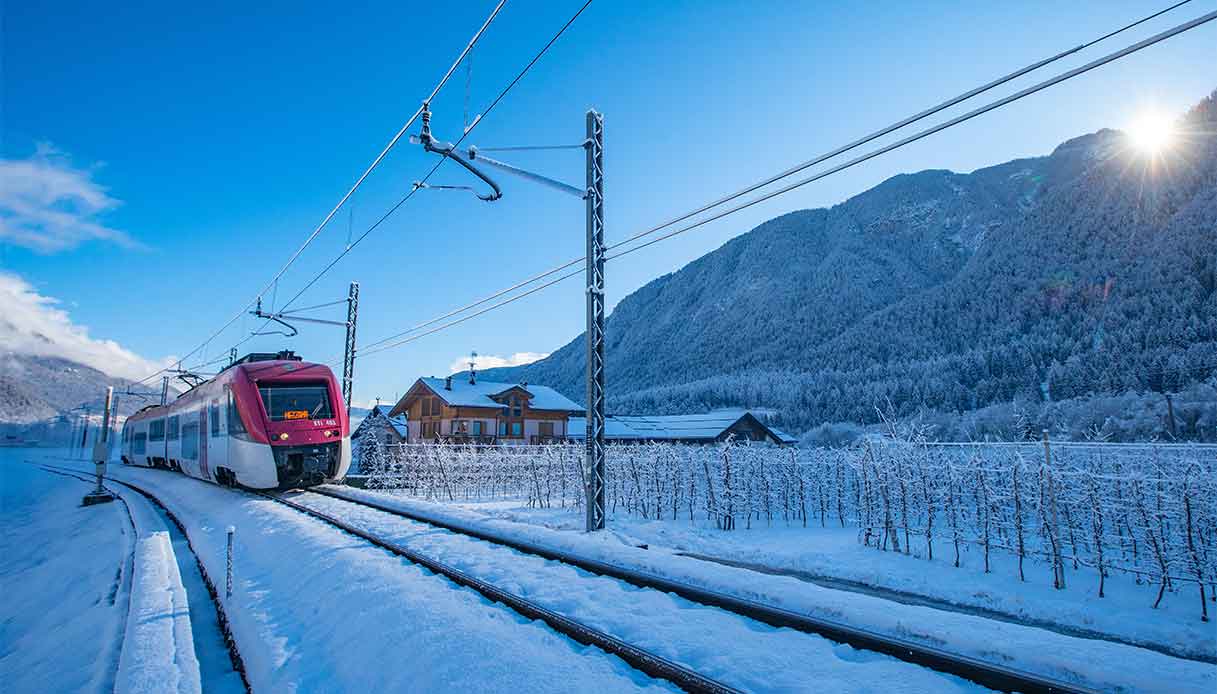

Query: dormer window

[510,396,522,417]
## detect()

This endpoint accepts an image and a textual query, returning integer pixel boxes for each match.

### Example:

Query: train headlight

[323,430,335,437]
[279,432,289,441]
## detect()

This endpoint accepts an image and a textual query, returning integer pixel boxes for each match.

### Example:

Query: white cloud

[0,271,173,380]
[0,143,140,253]
[448,351,549,375]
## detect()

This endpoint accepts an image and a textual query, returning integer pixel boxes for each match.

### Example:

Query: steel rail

[257,491,740,694]
[308,486,1099,694]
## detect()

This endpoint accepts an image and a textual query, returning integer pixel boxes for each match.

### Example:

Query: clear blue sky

[3,0,1214,406]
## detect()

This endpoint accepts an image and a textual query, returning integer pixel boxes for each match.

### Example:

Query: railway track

[40,461,737,693]
[259,489,740,694]
[304,485,1099,694]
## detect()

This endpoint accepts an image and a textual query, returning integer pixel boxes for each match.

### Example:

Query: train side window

[167,415,180,441]
[150,419,165,442]
[210,403,221,437]
[133,432,147,455]
[227,387,246,434]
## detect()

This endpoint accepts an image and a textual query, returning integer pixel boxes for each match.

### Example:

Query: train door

[199,407,210,481]
[220,390,237,482]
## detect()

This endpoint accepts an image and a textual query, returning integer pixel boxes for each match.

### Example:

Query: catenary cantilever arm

[410,102,502,202]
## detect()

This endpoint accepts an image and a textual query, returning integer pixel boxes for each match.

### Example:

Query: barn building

[388,375,583,444]
[566,410,796,445]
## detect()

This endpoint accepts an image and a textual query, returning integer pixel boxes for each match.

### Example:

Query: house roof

[566,409,795,444]
[766,425,799,445]
[404,376,583,413]
[386,414,409,438]
[352,405,410,439]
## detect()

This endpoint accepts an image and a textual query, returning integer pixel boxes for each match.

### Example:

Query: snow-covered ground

[334,487,1217,693]
[6,447,1213,693]
[286,489,987,693]
[425,499,1214,661]
[31,454,677,693]
[1,448,243,694]
[1,449,132,692]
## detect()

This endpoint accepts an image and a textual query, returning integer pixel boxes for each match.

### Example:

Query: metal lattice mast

[342,281,360,410]
[584,110,606,532]
[161,376,169,406]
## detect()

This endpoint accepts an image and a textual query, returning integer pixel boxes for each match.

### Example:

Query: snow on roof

[766,425,799,445]
[567,409,792,443]
[387,415,409,438]
[418,377,583,412]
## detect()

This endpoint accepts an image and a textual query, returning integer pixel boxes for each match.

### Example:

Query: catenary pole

[342,281,360,410]
[584,110,607,532]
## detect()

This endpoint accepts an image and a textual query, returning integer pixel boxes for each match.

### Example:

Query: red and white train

[121,352,351,489]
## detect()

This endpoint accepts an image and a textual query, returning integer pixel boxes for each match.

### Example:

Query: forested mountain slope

[0,353,160,424]
[480,92,1217,438]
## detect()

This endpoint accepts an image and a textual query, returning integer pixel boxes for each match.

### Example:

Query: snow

[113,463,243,694]
[52,455,674,693]
[1,449,132,693]
[287,489,987,693]
[7,444,1211,693]
[332,486,1217,694]
[117,530,201,694]
[1,448,242,694]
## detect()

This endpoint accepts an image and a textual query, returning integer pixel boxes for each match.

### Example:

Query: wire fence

[359,438,1217,619]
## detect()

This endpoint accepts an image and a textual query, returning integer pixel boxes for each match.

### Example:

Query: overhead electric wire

[353,267,584,359]
[272,0,596,320]
[603,0,1198,256]
[606,8,1217,261]
[349,0,1201,357]
[131,0,508,386]
[350,6,1216,362]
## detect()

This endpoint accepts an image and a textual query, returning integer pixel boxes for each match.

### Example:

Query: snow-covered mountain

[479,91,1217,436]
[0,353,167,424]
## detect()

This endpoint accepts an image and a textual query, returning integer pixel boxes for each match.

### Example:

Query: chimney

[444,375,452,390]
[469,350,478,385]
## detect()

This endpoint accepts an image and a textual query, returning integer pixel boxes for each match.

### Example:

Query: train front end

[238,360,351,489]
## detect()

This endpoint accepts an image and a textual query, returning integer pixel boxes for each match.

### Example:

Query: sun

[1126,110,1175,154]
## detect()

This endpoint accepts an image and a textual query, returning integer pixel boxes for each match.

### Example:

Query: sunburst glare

[1126,109,1176,154]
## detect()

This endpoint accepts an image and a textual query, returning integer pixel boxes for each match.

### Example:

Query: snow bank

[114,492,202,694]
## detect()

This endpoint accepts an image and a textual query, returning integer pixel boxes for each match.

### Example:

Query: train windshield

[258,382,333,421]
